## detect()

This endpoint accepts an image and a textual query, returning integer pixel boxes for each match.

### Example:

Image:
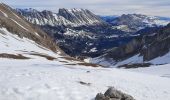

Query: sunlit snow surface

[0,59,170,100]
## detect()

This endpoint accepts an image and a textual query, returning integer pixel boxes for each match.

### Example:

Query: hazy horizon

[1,0,170,17]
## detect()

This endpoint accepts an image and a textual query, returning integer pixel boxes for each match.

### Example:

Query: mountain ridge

[16,8,106,27]
[14,6,170,67]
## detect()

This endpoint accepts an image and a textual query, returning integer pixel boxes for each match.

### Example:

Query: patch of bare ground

[64,64,77,66]
[59,57,82,62]
[59,61,69,63]
[60,57,101,67]
[77,63,100,67]
[28,53,56,61]
[0,53,30,59]
[118,63,152,69]
[78,81,91,86]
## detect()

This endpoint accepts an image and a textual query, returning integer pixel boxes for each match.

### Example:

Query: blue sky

[1,0,170,17]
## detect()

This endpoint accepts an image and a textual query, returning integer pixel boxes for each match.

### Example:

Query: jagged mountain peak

[17,8,105,27]
[58,8,104,25]
[59,8,88,12]
[16,8,73,26]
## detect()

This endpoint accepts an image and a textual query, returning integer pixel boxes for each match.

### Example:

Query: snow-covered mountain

[58,8,105,25]
[110,14,170,32]
[17,8,170,60]
[15,7,170,67]
[1,3,170,100]
[16,8,133,58]
[16,8,105,27]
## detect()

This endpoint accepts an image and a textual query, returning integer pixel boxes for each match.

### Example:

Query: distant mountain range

[101,14,170,32]
[16,8,105,27]
[15,7,170,67]
[17,8,129,58]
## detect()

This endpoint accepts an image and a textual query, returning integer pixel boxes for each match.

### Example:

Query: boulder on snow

[95,87,135,100]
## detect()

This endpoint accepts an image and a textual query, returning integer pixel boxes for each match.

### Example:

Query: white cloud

[1,0,170,17]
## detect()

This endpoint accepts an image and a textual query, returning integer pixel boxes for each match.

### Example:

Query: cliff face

[92,24,170,66]
[142,24,170,61]
[103,37,143,61]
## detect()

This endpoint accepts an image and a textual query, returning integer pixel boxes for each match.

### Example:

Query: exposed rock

[95,93,110,100]
[118,63,152,69]
[95,87,135,100]
[58,8,105,25]
[0,53,30,59]
[17,8,105,27]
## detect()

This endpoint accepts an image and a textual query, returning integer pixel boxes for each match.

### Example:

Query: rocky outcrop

[95,87,135,100]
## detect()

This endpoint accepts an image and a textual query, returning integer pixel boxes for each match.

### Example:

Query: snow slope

[0,59,170,100]
[1,4,170,100]
[0,27,61,59]
[1,24,170,100]
[0,27,170,100]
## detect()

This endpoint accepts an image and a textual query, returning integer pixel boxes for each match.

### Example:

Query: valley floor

[0,59,170,100]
